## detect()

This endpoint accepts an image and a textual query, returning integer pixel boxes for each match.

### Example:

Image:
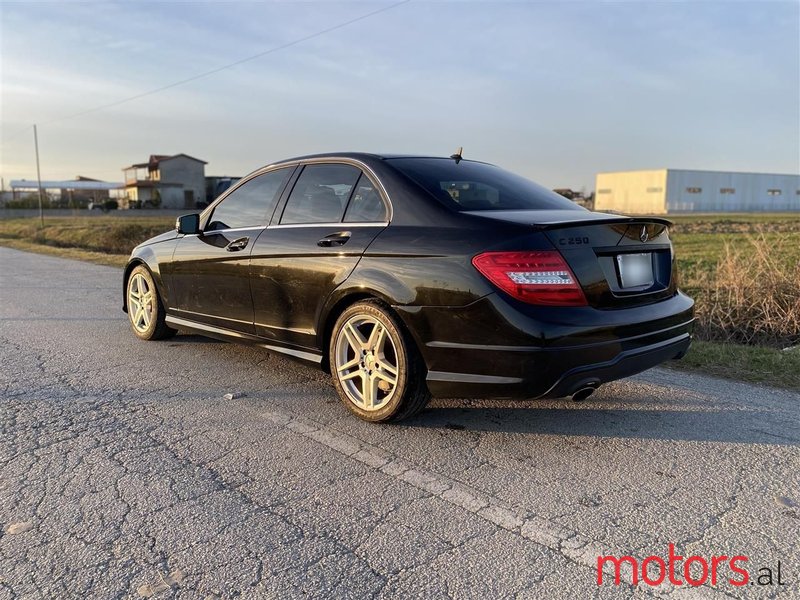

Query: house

[122,154,207,209]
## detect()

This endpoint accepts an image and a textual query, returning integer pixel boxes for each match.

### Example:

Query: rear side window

[206,168,291,230]
[386,158,584,212]
[344,174,388,222]
[281,164,361,224]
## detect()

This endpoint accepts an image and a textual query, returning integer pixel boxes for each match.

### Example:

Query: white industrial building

[594,169,800,214]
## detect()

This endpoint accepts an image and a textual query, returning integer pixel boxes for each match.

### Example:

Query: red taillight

[472,251,587,306]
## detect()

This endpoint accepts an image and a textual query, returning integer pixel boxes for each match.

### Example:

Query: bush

[5,193,54,209]
[685,235,800,348]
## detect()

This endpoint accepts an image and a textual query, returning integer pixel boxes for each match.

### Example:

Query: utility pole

[34,124,44,227]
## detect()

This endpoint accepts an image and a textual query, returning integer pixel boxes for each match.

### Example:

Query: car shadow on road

[167,334,225,345]
[407,403,799,446]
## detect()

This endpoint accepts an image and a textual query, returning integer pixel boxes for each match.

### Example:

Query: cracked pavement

[0,247,798,599]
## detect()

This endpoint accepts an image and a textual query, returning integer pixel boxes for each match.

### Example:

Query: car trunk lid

[464,210,676,308]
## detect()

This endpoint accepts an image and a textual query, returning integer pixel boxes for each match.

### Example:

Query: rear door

[249,162,389,349]
[166,167,294,332]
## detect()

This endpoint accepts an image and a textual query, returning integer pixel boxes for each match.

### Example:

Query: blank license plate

[617,253,653,288]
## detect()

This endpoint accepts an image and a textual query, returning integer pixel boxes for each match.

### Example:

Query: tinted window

[344,174,388,222]
[387,158,585,212]
[281,164,360,224]
[207,168,291,230]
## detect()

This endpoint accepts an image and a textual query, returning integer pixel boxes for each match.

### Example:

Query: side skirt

[165,314,323,365]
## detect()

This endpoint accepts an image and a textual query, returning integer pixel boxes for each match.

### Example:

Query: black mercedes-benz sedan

[123,153,694,422]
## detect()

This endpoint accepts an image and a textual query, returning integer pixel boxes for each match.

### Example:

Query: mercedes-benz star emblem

[639,226,649,243]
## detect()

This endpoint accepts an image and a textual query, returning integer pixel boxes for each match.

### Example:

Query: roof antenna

[450,146,463,164]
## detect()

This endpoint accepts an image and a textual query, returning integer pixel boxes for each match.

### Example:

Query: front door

[166,167,294,333]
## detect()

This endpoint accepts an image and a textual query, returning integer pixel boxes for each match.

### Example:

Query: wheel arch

[317,268,423,371]
[123,260,146,313]
[122,253,166,313]
[319,292,378,372]
[323,290,431,422]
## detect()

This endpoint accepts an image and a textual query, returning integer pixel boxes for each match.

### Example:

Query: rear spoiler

[461,210,673,231]
[531,216,673,231]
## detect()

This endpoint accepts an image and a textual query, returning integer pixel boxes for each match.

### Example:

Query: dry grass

[0,217,173,256]
[682,234,800,348]
[0,238,128,268]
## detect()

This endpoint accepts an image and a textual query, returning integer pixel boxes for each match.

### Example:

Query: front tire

[330,301,430,422]
[126,265,176,340]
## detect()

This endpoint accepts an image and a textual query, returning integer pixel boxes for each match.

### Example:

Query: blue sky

[1,1,798,190]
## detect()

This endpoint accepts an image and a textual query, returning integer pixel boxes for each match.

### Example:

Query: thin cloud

[2,1,797,186]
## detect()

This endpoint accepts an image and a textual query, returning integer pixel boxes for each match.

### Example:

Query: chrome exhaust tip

[572,386,596,402]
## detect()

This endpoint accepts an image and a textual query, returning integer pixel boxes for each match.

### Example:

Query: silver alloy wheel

[127,273,155,333]
[334,314,399,411]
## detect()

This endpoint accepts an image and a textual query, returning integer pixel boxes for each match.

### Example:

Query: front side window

[206,168,291,231]
[344,174,388,222]
[281,164,361,224]
[386,158,584,212]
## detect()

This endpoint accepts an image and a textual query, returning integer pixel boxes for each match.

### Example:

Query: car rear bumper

[394,291,695,399]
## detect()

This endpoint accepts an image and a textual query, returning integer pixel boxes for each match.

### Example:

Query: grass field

[667,213,800,288]
[1,212,798,390]
[0,216,174,257]
[667,340,799,391]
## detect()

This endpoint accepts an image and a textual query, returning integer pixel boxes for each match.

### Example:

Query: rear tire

[126,265,176,341]
[330,300,430,422]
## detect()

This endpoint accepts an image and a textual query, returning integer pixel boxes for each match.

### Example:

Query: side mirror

[176,213,200,235]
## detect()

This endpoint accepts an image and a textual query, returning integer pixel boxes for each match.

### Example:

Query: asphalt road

[1,247,798,600]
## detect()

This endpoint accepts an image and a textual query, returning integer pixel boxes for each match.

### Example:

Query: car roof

[269,152,494,166]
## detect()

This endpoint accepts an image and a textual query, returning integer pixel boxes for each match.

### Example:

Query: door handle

[317,231,351,247]
[225,237,250,252]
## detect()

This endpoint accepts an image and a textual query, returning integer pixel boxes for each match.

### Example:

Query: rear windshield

[386,158,584,212]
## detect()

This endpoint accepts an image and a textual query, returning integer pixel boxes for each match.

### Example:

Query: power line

[1,2,409,180]
[39,0,411,127]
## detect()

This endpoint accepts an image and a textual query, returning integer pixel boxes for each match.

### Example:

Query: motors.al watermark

[597,544,790,589]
